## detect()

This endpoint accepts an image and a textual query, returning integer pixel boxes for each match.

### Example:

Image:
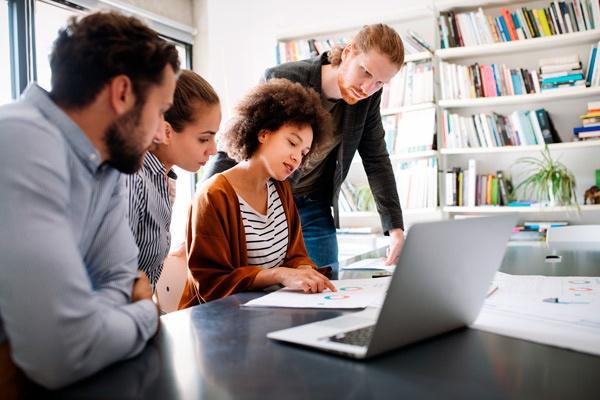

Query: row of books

[276,37,348,64]
[439,62,541,100]
[574,100,600,139]
[400,30,433,54]
[445,162,513,207]
[439,53,594,99]
[381,61,433,108]
[276,30,431,65]
[439,1,600,49]
[382,107,436,154]
[511,221,568,241]
[441,108,560,149]
[395,158,438,209]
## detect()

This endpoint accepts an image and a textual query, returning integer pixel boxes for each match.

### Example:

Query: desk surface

[33,246,600,399]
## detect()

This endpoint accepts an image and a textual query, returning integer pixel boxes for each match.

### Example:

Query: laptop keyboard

[329,325,375,347]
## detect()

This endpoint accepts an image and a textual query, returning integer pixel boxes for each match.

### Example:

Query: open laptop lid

[365,215,518,357]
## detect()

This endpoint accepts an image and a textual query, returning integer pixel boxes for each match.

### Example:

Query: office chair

[546,225,600,251]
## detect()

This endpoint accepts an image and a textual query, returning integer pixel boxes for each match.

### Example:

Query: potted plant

[514,145,578,207]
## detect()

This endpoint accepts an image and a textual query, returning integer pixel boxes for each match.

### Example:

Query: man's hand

[275,268,337,293]
[133,272,160,331]
[131,271,153,302]
[384,228,405,266]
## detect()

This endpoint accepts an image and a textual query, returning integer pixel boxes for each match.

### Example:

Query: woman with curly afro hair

[178,78,336,307]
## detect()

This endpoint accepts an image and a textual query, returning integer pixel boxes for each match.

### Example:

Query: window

[167,39,195,249]
[174,42,191,69]
[5,0,196,251]
[34,0,80,91]
[0,0,11,104]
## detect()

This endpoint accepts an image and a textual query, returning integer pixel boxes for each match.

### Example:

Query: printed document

[473,272,600,356]
[341,257,394,271]
[242,278,391,309]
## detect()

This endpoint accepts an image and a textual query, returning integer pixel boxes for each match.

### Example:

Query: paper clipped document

[340,257,394,271]
[473,272,600,356]
[242,278,391,309]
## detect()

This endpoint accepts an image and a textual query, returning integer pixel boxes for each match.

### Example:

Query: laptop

[267,215,518,359]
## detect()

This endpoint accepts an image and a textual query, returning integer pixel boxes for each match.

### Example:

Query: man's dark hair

[49,11,180,108]
[222,78,332,165]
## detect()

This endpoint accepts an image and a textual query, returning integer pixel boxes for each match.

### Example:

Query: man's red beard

[337,74,365,105]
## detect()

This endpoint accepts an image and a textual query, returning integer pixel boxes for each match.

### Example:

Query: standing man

[0,12,179,390]
[204,24,405,272]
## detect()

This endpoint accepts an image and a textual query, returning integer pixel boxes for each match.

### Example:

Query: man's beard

[104,103,150,174]
[337,73,363,105]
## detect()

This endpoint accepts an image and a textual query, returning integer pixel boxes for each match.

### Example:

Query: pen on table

[542,297,590,304]
[372,273,392,279]
[486,285,499,298]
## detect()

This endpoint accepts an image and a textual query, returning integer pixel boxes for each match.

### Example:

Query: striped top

[125,152,177,287]
[237,180,289,269]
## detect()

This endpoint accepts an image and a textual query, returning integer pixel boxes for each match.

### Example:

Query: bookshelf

[436,28,600,59]
[274,8,440,232]
[275,0,600,231]
[444,204,600,213]
[381,101,436,116]
[438,85,600,108]
[440,137,600,153]
[405,51,435,62]
[435,0,600,223]
[351,150,439,166]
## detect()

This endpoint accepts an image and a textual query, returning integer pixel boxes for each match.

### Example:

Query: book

[496,170,511,205]
[585,46,597,86]
[577,131,600,139]
[535,109,561,143]
[467,159,477,207]
[573,125,600,134]
[501,8,519,40]
[523,221,568,231]
[507,200,537,207]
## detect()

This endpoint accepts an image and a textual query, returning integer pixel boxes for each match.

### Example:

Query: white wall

[121,0,194,26]
[192,0,433,118]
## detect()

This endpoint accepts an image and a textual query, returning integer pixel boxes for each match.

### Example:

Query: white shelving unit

[438,86,600,108]
[276,8,440,232]
[404,51,434,62]
[440,140,600,154]
[436,29,600,59]
[351,150,439,166]
[381,101,436,116]
[435,0,600,224]
[444,204,600,213]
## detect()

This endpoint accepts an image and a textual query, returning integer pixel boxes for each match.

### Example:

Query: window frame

[7,0,194,99]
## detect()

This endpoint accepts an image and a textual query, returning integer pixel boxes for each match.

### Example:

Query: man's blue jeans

[295,195,339,277]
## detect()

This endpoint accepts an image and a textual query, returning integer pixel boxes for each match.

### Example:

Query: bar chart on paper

[242,278,391,309]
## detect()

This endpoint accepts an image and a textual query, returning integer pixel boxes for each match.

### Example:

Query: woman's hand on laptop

[275,267,337,293]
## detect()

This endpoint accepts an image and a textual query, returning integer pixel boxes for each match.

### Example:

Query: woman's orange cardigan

[178,174,316,308]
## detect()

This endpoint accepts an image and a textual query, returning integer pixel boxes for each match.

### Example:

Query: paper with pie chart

[473,272,600,356]
[242,278,391,309]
